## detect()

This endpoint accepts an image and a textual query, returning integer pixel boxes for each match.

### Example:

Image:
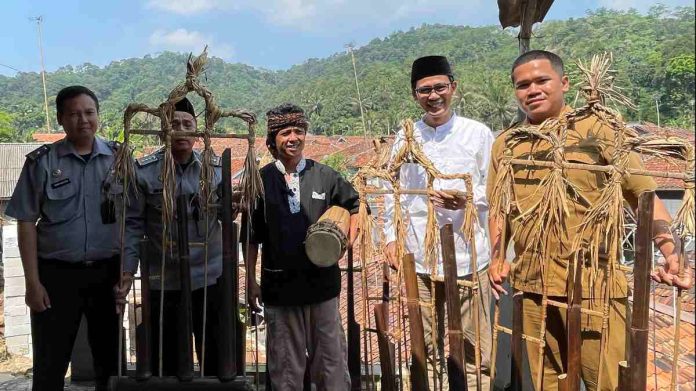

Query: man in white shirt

[383,55,494,390]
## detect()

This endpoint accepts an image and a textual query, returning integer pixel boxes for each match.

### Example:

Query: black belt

[40,255,119,268]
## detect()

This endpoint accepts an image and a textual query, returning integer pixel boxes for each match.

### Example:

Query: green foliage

[0,111,18,142]
[321,153,351,179]
[0,6,693,139]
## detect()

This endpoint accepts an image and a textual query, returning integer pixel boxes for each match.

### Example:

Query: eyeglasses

[414,83,452,96]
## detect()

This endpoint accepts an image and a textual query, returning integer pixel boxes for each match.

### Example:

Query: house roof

[629,123,695,191]
[626,261,696,390]
[31,133,64,143]
[0,143,44,199]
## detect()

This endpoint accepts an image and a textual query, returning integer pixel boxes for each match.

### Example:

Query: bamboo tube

[627,191,655,391]
[375,303,397,391]
[135,239,152,380]
[511,292,524,391]
[347,247,362,390]
[175,195,194,381]
[441,225,468,391]
[218,148,237,380]
[669,239,687,391]
[565,259,582,391]
[403,253,430,391]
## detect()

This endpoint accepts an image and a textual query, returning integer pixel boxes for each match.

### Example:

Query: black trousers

[31,257,119,391]
[149,283,222,377]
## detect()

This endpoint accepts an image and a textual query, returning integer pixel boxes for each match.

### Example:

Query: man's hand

[25,280,51,313]
[488,260,511,300]
[384,241,399,271]
[429,190,466,210]
[247,279,263,313]
[113,272,134,314]
[651,253,692,290]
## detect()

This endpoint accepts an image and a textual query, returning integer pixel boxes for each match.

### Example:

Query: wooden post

[218,148,237,380]
[347,247,362,390]
[511,292,524,391]
[402,253,430,391]
[135,238,152,380]
[375,302,397,391]
[440,224,468,391]
[617,361,630,391]
[175,195,194,381]
[627,191,655,391]
[565,259,582,391]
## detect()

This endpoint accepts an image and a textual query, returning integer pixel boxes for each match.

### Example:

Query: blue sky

[1,0,692,77]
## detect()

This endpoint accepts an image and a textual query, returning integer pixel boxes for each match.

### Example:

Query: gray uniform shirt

[5,137,122,262]
[124,150,223,291]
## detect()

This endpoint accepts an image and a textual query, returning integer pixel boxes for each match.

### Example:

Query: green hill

[0,6,693,142]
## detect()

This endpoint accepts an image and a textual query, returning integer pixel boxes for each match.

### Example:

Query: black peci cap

[410,55,453,89]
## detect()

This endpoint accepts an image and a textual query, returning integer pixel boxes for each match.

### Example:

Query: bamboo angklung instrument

[620,191,655,391]
[440,224,468,391]
[218,148,237,380]
[175,194,194,381]
[403,253,430,391]
[136,238,153,380]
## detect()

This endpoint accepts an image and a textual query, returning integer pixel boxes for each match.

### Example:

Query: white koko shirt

[383,114,494,277]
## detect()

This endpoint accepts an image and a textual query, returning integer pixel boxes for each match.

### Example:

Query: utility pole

[345,43,368,139]
[32,16,52,132]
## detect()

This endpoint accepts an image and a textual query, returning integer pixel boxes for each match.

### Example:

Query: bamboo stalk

[130,129,252,139]
[375,303,397,391]
[440,225,468,391]
[565,259,582,391]
[347,247,362,390]
[627,191,655,391]
[508,158,690,180]
[669,240,687,391]
[403,253,430,391]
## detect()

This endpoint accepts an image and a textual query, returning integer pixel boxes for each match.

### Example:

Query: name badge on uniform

[312,191,325,200]
[51,178,71,189]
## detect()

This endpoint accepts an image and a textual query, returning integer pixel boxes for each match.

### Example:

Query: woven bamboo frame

[352,120,484,390]
[488,53,694,390]
[114,47,261,378]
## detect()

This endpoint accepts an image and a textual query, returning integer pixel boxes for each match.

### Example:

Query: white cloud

[149,29,234,59]
[145,0,488,30]
[146,0,223,14]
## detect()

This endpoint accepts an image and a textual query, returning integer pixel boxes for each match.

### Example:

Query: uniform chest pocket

[43,182,78,222]
[565,152,605,193]
[147,189,164,211]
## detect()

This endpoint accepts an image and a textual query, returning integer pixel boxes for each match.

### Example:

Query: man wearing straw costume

[383,55,495,389]
[115,97,225,376]
[245,103,360,391]
[486,50,692,391]
[6,85,121,391]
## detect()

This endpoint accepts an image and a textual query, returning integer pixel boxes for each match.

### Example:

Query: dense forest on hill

[0,6,693,142]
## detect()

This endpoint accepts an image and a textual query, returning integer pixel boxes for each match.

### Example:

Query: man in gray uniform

[116,97,224,375]
[5,85,121,391]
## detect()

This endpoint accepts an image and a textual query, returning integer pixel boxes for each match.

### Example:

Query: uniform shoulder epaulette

[136,152,161,167]
[108,140,121,151]
[26,144,50,161]
[210,155,222,167]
